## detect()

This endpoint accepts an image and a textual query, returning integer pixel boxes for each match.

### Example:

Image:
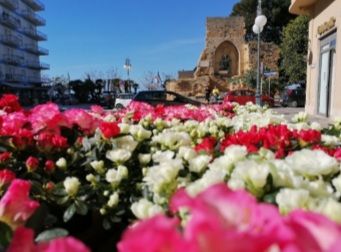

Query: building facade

[167,17,280,99]
[290,0,340,118]
[0,0,49,103]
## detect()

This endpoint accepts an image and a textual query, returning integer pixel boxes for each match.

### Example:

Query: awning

[289,0,318,16]
[1,82,34,89]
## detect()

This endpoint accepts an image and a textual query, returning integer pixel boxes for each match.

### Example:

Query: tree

[280,16,309,84]
[230,0,295,44]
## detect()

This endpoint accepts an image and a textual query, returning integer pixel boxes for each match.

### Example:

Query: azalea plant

[0,93,341,251]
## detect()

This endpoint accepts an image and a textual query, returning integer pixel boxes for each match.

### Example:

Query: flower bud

[56,157,67,170]
[44,160,56,173]
[107,192,119,208]
[90,160,105,174]
[25,156,39,172]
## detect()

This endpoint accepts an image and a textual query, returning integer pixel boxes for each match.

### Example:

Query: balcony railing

[26,61,50,70]
[0,34,22,47]
[24,44,49,55]
[0,13,21,29]
[21,28,47,41]
[0,0,19,10]
[2,54,22,65]
[21,0,44,11]
[21,10,45,26]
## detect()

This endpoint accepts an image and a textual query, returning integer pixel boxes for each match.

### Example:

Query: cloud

[144,38,203,55]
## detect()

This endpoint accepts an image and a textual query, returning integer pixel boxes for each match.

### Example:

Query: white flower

[229,160,270,194]
[152,150,175,163]
[105,166,128,184]
[332,174,341,195]
[152,131,191,150]
[270,160,304,188]
[224,145,248,159]
[310,122,322,131]
[138,154,152,165]
[64,177,80,196]
[144,159,183,194]
[90,160,105,174]
[118,123,130,134]
[131,199,163,219]
[285,149,339,177]
[112,136,138,152]
[189,155,211,173]
[177,146,197,161]
[276,188,310,214]
[292,111,308,123]
[106,149,131,164]
[322,134,340,146]
[107,192,119,208]
[117,165,128,180]
[313,198,341,223]
[86,174,98,184]
[56,157,67,170]
[129,125,152,141]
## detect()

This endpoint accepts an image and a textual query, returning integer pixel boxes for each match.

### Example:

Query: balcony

[21,0,44,11]
[24,44,49,55]
[2,54,22,65]
[21,10,46,26]
[0,13,21,29]
[2,73,25,83]
[0,0,19,10]
[21,28,47,41]
[289,0,317,15]
[28,76,42,84]
[26,60,50,70]
[0,34,22,47]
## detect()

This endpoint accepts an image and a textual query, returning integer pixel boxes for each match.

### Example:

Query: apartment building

[290,0,340,118]
[0,0,49,103]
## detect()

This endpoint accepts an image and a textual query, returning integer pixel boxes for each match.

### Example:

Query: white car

[115,93,134,108]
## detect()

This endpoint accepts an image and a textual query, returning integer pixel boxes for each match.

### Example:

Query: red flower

[44,181,55,192]
[0,151,12,163]
[91,105,105,115]
[334,148,341,160]
[0,179,40,229]
[99,121,120,139]
[44,160,55,173]
[195,137,216,154]
[0,169,16,187]
[36,132,68,151]
[25,156,39,172]
[0,94,22,113]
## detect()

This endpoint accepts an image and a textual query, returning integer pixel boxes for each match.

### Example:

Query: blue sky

[41,0,239,83]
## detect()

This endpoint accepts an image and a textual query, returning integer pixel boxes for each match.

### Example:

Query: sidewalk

[272,107,331,127]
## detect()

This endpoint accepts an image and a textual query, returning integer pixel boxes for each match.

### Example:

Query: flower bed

[1,94,341,251]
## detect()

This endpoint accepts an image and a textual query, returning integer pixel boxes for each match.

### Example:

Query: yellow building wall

[306,0,341,118]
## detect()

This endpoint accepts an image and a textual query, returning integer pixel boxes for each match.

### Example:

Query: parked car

[100,91,116,108]
[133,90,202,106]
[281,85,306,107]
[223,89,274,107]
[115,93,135,108]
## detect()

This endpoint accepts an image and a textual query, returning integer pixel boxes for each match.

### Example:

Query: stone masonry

[167,16,280,99]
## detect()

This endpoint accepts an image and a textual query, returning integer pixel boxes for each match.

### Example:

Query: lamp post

[124,58,132,93]
[252,0,267,105]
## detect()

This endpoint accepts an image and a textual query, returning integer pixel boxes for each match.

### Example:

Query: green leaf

[56,196,70,205]
[35,228,69,243]
[102,218,112,230]
[75,200,88,216]
[63,203,77,222]
[0,221,13,247]
[53,187,67,197]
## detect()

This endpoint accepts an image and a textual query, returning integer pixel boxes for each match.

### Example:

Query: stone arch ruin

[213,40,239,77]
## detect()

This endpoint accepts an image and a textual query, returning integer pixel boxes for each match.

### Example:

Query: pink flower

[25,156,39,172]
[118,215,189,252]
[8,227,90,252]
[283,211,341,251]
[90,105,105,115]
[0,179,40,229]
[64,109,98,134]
[99,121,120,139]
[0,169,16,187]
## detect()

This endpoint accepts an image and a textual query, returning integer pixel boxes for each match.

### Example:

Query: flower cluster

[119,184,341,252]
[1,94,341,250]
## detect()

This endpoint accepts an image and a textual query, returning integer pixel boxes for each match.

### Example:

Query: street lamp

[253,0,267,105]
[123,58,132,93]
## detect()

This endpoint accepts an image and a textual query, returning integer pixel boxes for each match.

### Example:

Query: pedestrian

[205,87,211,104]
[212,86,220,102]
